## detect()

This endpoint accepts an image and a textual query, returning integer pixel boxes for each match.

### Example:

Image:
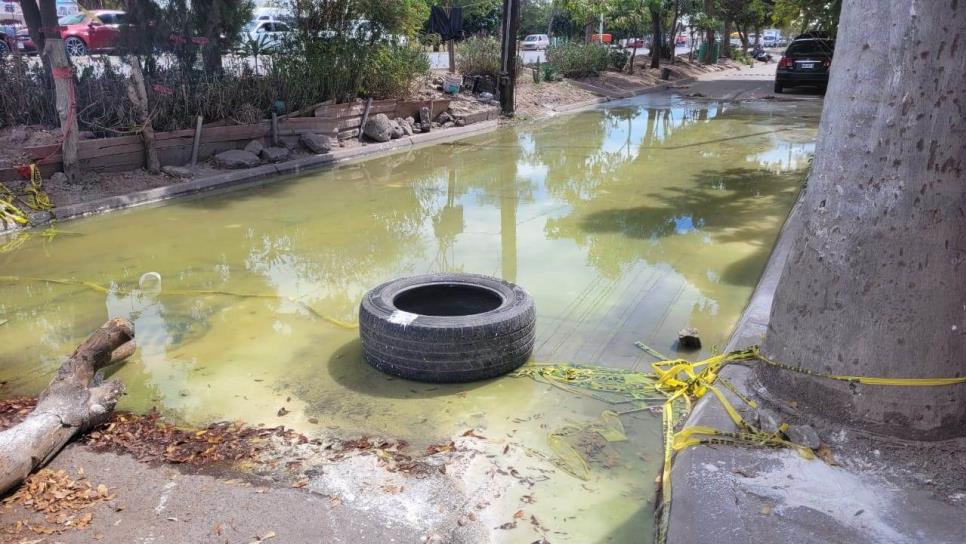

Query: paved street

[430,44,694,69]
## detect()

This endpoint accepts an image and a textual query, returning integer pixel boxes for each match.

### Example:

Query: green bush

[363,43,431,98]
[546,42,609,78]
[457,35,502,78]
[608,49,630,71]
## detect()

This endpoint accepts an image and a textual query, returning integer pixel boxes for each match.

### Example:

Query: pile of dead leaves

[83,409,307,465]
[0,396,37,431]
[2,468,112,537]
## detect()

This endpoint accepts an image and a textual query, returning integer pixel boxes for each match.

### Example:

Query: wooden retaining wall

[0,98,455,181]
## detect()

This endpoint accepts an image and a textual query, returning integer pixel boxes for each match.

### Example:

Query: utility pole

[498,0,520,116]
[446,1,456,73]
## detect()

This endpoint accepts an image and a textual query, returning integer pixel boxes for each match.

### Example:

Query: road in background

[430,44,693,70]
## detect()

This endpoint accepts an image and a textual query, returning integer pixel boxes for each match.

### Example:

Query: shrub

[457,35,502,79]
[363,43,431,98]
[608,49,630,71]
[546,42,609,78]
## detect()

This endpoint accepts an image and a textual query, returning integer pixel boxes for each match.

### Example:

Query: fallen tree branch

[0,318,135,496]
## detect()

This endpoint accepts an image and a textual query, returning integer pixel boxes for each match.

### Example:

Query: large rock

[785,424,821,449]
[755,408,783,434]
[49,172,69,185]
[364,113,393,142]
[300,133,335,154]
[435,111,454,125]
[389,119,405,140]
[396,117,413,137]
[213,149,261,169]
[243,140,264,156]
[677,327,702,350]
[260,146,290,163]
[418,107,431,132]
[161,165,193,179]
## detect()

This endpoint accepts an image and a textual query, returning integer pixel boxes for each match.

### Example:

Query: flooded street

[0,94,819,542]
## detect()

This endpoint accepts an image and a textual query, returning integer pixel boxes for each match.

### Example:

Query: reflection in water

[0,95,819,543]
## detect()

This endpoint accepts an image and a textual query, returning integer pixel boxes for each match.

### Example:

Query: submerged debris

[83,409,306,465]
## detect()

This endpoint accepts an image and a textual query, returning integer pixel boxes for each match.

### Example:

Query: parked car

[240,19,292,51]
[16,10,126,56]
[675,34,687,46]
[0,23,16,55]
[774,37,834,93]
[520,34,549,51]
[619,37,645,49]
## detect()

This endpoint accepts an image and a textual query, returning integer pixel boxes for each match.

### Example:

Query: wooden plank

[314,99,397,119]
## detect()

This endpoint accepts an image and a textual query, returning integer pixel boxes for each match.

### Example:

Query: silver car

[520,34,550,51]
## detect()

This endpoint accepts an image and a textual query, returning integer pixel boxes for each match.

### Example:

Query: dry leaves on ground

[2,468,113,537]
[0,397,37,431]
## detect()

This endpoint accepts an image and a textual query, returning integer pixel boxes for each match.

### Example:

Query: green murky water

[0,95,818,542]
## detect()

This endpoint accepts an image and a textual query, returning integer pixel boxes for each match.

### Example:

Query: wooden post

[358,97,373,142]
[498,0,520,116]
[271,112,279,146]
[190,115,203,167]
[446,1,456,73]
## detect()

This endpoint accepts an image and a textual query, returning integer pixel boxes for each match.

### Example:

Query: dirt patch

[0,126,60,169]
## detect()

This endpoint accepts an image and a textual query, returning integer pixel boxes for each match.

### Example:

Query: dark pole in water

[498,0,520,116]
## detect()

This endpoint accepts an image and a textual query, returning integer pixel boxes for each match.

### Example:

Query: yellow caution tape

[513,345,966,544]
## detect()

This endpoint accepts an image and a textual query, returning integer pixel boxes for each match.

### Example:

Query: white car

[520,34,550,51]
[241,19,292,50]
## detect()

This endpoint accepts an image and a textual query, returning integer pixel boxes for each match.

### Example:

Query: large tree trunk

[0,319,135,495]
[19,0,52,83]
[701,0,715,65]
[666,1,680,62]
[38,0,79,181]
[649,5,661,69]
[759,0,966,440]
[202,0,224,75]
[721,18,732,57]
[126,54,160,174]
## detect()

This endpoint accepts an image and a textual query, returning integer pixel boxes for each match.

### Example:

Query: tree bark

[666,1,680,62]
[722,18,732,57]
[38,0,78,181]
[759,0,966,440]
[649,4,661,69]
[202,0,224,75]
[19,0,52,83]
[702,0,715,64]
[0,319,135,495]
[126,54,160,174]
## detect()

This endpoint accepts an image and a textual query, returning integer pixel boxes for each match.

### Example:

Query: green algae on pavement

[0,94,819,543]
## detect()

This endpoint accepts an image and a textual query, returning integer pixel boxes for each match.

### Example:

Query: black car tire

[359,273,536,383]
[774,81,783,93]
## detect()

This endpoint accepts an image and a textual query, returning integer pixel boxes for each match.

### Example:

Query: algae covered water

[0,94,819,542]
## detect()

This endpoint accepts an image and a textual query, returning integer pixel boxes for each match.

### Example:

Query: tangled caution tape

[0,163,54,227]
[511,346,966,543]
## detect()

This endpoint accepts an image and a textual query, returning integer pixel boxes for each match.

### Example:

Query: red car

[16,10,125,56]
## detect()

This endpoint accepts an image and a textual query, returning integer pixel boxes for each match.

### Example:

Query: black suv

[775,35,835,93]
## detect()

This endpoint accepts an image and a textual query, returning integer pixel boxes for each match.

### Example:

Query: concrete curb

[8,120,496,228]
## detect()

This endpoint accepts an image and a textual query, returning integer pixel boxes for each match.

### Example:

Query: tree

[759,0,965,440]
[699,0,716,64]
[772,0,841,35]
[36,0,79,181]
